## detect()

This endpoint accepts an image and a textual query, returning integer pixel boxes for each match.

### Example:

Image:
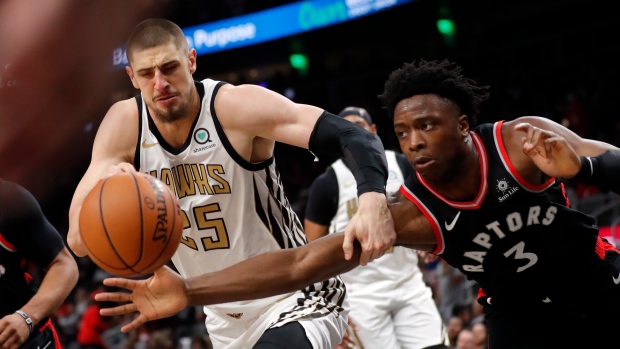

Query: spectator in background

[436,259,473,324]
[454,329,475,349]
[77,288,111,349]
[470,323,488,349]
[56,286,90,349]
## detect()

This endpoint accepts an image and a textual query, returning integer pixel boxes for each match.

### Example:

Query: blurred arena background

[1,0,619,347]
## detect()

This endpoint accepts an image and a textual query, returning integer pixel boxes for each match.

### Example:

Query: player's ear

[188,48,197,74]
[458,115,469,137]
[126,66,139,89]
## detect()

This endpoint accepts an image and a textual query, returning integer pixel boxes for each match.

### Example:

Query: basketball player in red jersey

[97,60,620,349]
[0,179,78,349]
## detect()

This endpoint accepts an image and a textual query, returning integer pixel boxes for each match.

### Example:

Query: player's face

[127,42,197,123]
[393,94,469,180]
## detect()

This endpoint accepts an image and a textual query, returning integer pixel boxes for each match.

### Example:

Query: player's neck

[423,139,481,201]
[150,86,201,148]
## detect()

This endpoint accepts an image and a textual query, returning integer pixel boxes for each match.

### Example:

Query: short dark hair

[378,59,490,126]
[126,18,188,65]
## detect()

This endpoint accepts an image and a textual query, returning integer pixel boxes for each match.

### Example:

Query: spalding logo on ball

[79,172,183,277]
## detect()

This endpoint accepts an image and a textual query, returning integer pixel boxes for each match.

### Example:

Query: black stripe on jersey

[269,166,307,247]
[134,95,143,171]
[253,176,272,233]
[209,81,273,171]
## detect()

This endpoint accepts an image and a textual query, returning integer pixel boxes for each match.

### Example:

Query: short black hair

[378,59,490,126]
[126,18,188,65]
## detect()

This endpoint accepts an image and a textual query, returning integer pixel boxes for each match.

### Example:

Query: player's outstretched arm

[67,100,138,257]
[216,84,394,265]
[97,233,361,332]
[96,192,437,332]
[510,117,620,193]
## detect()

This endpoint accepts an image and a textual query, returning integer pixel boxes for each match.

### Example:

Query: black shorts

[253,322,313,349]
[21,319,62,349]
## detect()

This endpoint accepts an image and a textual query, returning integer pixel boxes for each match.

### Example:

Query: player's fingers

[103,277,137,290]
[521,137,534,154]
[99,303,138,317]
[513,122,533,133]
[342,229,356,261]
[121,314,148,333]
[543,138,557,162]
[95,291,132,303]
[359,245,372,266]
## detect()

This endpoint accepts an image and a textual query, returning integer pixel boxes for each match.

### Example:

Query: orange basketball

[79,172,183,277]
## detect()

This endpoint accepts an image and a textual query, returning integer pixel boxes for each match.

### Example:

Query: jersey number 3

[179,203,231,251]
[503,241,538,272]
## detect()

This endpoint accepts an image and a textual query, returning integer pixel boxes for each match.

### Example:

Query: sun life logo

[496,178,509,192]
[496,178,519,202]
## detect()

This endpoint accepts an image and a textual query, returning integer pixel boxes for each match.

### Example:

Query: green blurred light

[436,19,455,36]
[289,54,308,70]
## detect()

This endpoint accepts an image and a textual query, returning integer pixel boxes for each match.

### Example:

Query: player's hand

[95,266,188,333]
[0,313,31,349]
[336,317,361,349]
[514,123,581,178]
[104,162,137,178]
[343,191,395,266]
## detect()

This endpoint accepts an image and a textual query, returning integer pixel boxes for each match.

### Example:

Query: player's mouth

[154,94,178,106]
[413,157,435,171]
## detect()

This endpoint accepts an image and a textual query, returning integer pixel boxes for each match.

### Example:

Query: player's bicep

[510,116,617,156]
[388,191,437,252]
[216,84,324,149]
[73,100,139,206]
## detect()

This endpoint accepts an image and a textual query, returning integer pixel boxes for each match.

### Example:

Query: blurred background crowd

[1,0,619,348]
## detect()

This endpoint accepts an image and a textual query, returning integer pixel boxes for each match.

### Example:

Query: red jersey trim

[399,185,444,255]
[493,121,556,192]
[416,132,488,209]
[0,232,16,252]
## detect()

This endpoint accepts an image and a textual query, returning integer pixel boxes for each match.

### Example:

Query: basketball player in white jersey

[66,19,396,349]
[305,107,448,349]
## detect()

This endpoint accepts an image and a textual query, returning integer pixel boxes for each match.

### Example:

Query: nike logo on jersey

[37,341,52,349]
[444,211,461,231]
[542,297,552,303]
[613,271,620,284]
[0,264,4,277]
[142,139,159,148]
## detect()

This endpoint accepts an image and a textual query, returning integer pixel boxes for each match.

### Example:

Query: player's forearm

[21,248,78,326]
[571,149,620,194]
[67,204,88,257]
[185,233,360,306]
[309,112,388,196]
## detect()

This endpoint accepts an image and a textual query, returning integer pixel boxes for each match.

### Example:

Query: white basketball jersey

[329,150,420,287]
[135,79,346,326]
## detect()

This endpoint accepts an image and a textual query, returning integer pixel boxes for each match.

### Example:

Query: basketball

[79,171,183,277]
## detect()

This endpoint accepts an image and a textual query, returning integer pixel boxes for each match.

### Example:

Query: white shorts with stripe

[204,291,348,349]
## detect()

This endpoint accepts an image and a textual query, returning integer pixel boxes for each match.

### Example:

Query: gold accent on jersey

[346,198,358,220]
[142,140,159,148]
[226,313,243,319]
